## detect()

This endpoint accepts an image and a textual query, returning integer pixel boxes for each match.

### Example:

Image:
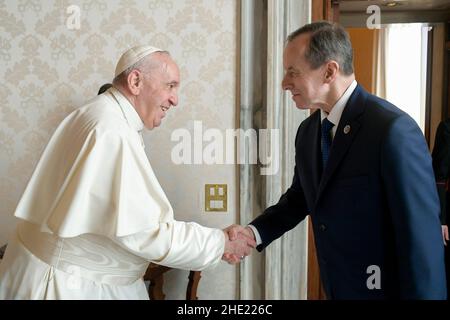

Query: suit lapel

[316,85,367,203]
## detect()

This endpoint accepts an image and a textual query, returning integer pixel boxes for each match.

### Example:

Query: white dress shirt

[320,80,357,139]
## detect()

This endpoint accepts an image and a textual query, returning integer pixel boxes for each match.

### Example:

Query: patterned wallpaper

[0,0,237,299]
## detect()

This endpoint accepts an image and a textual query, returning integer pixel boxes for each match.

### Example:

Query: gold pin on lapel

[343,125,351,134]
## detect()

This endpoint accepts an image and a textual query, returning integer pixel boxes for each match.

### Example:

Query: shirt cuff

[247,224,262,246]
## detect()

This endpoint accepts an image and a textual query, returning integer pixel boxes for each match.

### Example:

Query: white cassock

[0,87,225,300]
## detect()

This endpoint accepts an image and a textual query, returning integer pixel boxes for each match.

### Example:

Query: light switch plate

[205,184,227,212]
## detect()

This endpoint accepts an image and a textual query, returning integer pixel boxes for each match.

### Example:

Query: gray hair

[287,21,354,76]
[112,50,170,86]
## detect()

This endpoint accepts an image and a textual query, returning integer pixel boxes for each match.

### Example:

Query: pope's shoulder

[60,94,131,138]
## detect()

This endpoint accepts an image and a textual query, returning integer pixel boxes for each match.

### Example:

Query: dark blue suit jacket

[251,85,447,299]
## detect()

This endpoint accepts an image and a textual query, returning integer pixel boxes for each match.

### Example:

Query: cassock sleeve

[113,221,226,271]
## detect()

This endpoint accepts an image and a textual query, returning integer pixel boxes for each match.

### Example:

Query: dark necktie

[321,118,334,169]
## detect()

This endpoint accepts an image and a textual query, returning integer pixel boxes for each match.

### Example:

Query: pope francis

[0,46,254,299]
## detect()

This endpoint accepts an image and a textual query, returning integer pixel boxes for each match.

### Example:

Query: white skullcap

[114,45,164,78]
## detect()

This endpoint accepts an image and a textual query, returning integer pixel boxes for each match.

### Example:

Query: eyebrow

[286,67,299,72]
[168,81,179,87]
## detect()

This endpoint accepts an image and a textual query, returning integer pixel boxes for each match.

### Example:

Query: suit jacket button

[320,224,327,231]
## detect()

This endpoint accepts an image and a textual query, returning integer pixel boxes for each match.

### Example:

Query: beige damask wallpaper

[0,0,238,299]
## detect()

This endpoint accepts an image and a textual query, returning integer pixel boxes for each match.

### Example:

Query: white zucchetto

[114,45,163,78]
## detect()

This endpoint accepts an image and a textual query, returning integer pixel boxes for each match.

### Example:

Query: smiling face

[281,33,328,110]
[133,54,180,129]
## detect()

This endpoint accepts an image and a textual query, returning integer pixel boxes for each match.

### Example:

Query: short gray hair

[112,50,170,86]
[287,21,354,76]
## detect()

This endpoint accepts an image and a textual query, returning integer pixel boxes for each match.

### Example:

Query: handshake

[222,225,256,264]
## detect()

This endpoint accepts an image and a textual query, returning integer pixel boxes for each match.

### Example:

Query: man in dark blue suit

[225,21,446,299]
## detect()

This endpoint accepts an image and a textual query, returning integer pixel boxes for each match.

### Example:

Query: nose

[169,93,178,107]
[281,75,291,91]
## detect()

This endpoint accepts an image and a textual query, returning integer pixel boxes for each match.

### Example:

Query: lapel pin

[343,125,351,134]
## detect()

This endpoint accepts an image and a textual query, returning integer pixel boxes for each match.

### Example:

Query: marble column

[239,0,312,299]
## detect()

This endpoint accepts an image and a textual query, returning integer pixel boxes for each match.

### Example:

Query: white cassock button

[343,125,351,134]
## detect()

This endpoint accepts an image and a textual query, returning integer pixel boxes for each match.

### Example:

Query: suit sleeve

[381,114,447,299]
[432,121,450,225]
[251,129,309,251]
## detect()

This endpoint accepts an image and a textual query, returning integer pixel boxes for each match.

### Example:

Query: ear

[324,60,339,84]
[127,70,143,96]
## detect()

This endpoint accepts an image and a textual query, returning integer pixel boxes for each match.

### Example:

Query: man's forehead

[168,60,180,75]
[283,45,301,68]
[157,55,178,73]
[164,60,180,83]
[283,35,309,65]
[290,34,309,54]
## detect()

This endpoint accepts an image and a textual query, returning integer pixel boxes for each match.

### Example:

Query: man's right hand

[224,224,255,242]
[222,225,256,264]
